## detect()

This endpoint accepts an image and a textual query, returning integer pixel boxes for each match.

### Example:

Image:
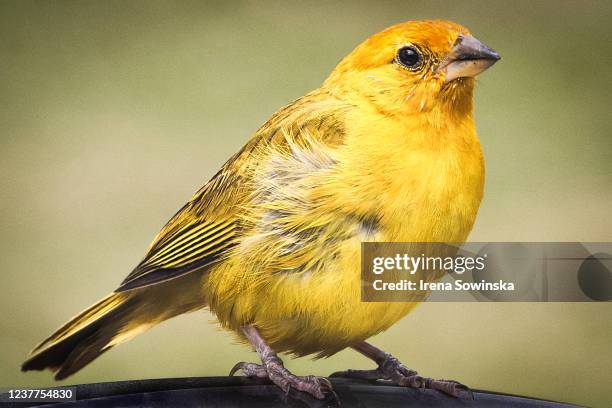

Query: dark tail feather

[22,292,142,380]
[22,270,206,380]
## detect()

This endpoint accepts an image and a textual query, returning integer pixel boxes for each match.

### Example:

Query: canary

[22,20,499,400]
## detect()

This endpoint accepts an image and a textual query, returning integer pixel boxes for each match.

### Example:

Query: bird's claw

[231,360,336,401]
[229,361,268,378]
[394,374,470,397]
[381,355,417,377]
[331,354,472,398]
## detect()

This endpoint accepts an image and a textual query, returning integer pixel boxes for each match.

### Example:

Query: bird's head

[324,20,500,117]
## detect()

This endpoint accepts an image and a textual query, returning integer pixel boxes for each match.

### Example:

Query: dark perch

[1,377,580,408]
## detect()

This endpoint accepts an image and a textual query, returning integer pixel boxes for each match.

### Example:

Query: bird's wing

[116,92,348,292]
[116,166,244,291]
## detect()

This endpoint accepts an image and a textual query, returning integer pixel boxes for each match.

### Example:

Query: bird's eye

[396,46,422,70]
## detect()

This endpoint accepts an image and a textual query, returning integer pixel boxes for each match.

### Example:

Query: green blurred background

[1,1,611,406]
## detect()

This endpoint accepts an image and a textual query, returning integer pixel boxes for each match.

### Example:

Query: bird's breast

[336,112,485,243]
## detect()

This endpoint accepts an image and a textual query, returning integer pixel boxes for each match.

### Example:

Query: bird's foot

[230,359,335,400]
[330,354,471,398]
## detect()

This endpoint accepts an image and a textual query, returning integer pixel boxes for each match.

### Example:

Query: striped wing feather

[117,170,243,291]
[117,91,346,292]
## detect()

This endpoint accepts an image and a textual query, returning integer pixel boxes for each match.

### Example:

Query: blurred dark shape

[0,377,579,408]
[577,253,612,301]
[475,243,540,301]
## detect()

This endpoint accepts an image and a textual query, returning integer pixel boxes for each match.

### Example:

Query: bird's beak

[438,35,500,83]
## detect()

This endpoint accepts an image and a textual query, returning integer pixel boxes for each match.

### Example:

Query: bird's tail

[22,271,205,380]
[21,292,151,380]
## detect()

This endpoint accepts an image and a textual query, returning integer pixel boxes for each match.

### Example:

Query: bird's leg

[330,341,471,398]
[230,325,334,400]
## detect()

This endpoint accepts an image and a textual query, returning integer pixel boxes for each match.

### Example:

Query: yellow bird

[22,20,499,399]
